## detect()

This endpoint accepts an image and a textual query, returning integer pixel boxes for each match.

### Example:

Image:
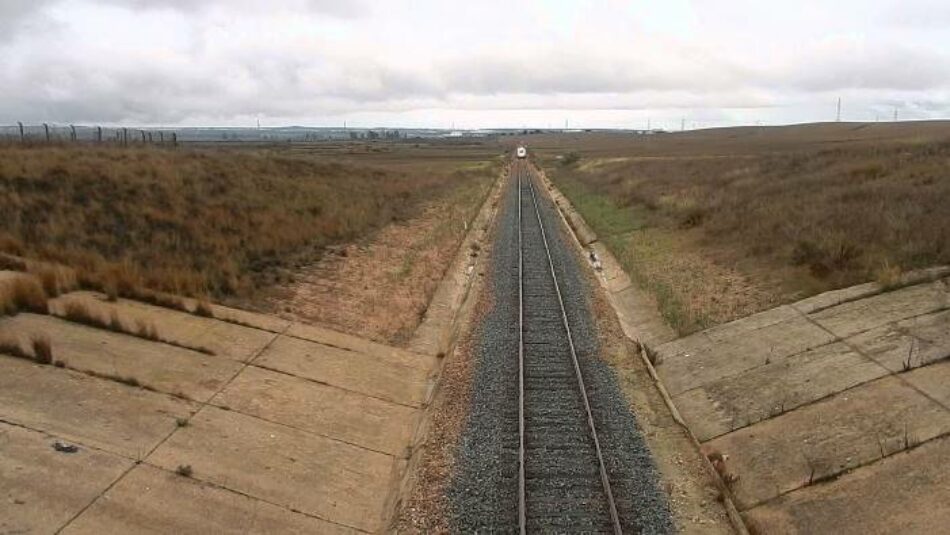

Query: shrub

[561,152,581,166]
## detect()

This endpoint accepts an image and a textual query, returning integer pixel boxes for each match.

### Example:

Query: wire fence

[0,123,177,146]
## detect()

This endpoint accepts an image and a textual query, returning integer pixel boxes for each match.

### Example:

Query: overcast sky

[2,0,949,129]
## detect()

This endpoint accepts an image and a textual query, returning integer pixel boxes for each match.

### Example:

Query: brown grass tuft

[0,276,49,316]
[0,338,31,360]
[135,318,159,341]
[55,299,215,355]
[31,335,52,365]
[194,299,214,318]
[874,260,903,289]
[60,301,103,328]
[27,264,77,297]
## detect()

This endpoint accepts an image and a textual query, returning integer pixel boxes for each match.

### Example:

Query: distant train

[516,146,527,159]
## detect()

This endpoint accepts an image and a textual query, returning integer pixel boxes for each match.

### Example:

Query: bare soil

[261,173,493,346]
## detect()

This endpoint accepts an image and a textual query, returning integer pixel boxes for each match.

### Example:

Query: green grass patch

[552,172,704,334]
[554,175,646,238]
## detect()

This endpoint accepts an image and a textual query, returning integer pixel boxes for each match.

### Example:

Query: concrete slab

[0,357,196,458]
[0,422,133,535]
[210,303,292,333]
[903,359,950,410]
[51,292,279,363]
[212,365,417,457]
[147,406,399,533]
[63,464,358,535]
[673,342,889,441]
[792,267,950,315]
[656,308,836,396]
[791,281,881,315]
[848,309,950,373]
[0,313,242,402]
[612,284,678,348]
[410,168,503,357]
[707,375,950,510]
[287,321,436,371]
[743,435,950,535]
[808,278,949,338]
[254,335,430,407]
[589,241,631,295]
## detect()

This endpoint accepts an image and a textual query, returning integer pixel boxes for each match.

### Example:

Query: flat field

[532,122,950,334]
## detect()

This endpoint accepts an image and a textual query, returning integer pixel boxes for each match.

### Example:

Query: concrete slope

[652,268,950,533]
[0,291,438,534]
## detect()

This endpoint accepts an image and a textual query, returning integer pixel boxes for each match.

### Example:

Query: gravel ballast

[447,163,674,533]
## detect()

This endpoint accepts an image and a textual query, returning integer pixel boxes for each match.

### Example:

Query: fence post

[96,126,102,143]
[159,131,164,145]
[171,132,178,147]
[69,124,77,142]
[122,128,129,147]
[43,123,50,143]
[147,132,153,144]
[17,121,24,143]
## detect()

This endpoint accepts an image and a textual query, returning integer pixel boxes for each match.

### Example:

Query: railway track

[515,160,624,534]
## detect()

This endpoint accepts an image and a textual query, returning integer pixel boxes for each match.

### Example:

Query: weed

[128,288,191,313]
[0,276,49,315]
[108,310,125,333]
[135,318,159,341]
[176,464,193,477]
[60,301,103,328]
[194,299,214,318]
[875,260,902,289]
[560,152,581,166]
[117,376,141,388]
[56,300,214,355]
[0,338,31,360]
[0,253,27,271]
[902,339,918,372]
[175,418,189,427]
[31,335,52,365]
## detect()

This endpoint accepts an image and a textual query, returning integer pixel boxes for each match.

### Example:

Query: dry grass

[538,123,950,333]
[31,335,52,365]
[0,275,49,315]
[194,299,214,318]
[0,144,498,303]
[0,335,53,364]
[56,300,214,354]
[0,338,31,360]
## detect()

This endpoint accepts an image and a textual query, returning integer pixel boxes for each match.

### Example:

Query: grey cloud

[0,0,56,41]
[100,0,367,18]
[1,1,948,125]
[783,46,950,92]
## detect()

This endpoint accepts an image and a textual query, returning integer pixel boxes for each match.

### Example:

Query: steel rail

[517,162,527,534]
[520,163,624,535]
